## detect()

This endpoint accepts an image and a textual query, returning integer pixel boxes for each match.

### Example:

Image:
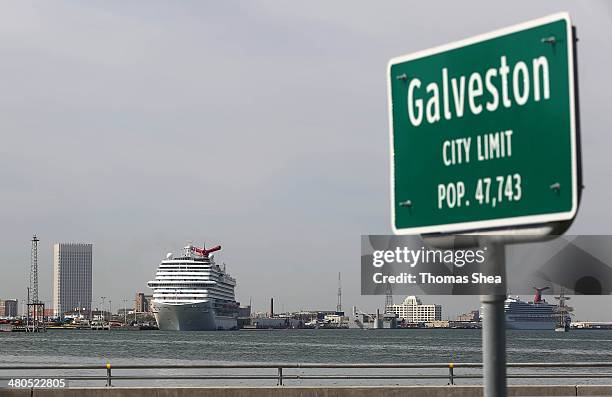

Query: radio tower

[27,235,45,332]
[30,235,39,304]
[336,272,342,313]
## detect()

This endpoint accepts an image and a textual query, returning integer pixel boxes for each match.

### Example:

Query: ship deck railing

[3,362,612,386]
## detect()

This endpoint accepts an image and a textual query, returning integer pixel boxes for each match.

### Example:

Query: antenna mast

[336,272,342,312]
[30,235,39,304]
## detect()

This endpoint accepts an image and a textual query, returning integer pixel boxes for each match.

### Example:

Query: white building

[53,243,92,317]
[323,314,349,328]
[385,296,442,323]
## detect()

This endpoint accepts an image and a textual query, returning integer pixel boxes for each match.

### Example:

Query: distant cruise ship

[147,243,239,331]
[504,287,556,330]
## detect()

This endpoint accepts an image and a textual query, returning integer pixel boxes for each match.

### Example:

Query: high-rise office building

[53,243,92,317]
[135,292,153,313]
[0,299,18,317]
[3,299,18,317]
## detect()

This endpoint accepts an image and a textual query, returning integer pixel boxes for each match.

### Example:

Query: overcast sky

[1,1,611,320]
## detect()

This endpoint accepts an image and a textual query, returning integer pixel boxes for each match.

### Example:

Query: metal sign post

[482,293,507,396]
[480,240,507,397]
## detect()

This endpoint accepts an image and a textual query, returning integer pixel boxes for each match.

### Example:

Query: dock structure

[26,301,46,333]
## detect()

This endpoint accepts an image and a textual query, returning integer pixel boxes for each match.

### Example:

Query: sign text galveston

[388,13,579,235]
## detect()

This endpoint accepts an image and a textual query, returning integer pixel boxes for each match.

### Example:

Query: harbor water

[2,329,612,386]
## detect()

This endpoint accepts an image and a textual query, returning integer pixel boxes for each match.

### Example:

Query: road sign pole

[480,241,507,397]
[387,12,580,396]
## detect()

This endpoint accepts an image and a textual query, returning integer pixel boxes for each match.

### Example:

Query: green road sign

[388,12,579,235]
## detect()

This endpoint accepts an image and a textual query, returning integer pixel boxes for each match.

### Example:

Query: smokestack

[270,298,274,318]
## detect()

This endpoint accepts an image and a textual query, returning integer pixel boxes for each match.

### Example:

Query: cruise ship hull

[506,319,556,330]
[154,301,237,331]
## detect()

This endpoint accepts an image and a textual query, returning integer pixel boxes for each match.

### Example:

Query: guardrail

[2,362,612,387]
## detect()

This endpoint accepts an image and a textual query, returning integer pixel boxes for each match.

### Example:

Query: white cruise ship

[504,288,556,330]
[147,243,239,331]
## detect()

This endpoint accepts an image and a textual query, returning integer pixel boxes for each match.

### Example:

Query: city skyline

[3,235,609,322]
[1,1,612,320]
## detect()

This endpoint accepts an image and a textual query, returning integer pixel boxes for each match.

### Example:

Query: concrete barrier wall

[1,385,612,397]
[577,385,612,396]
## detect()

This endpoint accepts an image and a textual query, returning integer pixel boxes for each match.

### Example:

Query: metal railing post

[106,363,112,387]
[448,363,454,385]
[277,367,283,386]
